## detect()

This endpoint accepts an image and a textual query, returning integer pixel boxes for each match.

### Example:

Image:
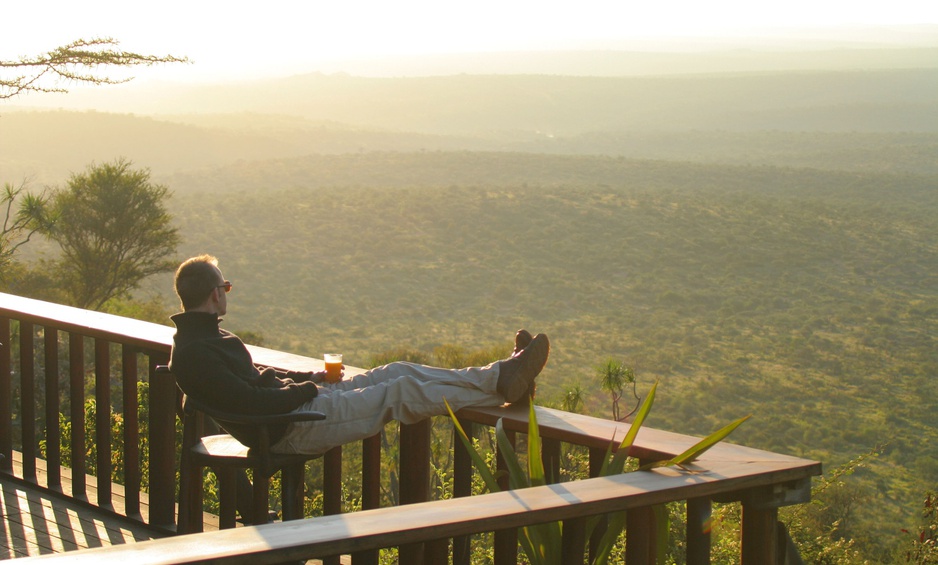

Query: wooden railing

[0,292,822,564]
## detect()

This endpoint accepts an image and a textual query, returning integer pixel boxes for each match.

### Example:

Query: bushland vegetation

[126,150,936,560]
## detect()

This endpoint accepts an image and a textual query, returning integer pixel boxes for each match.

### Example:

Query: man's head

[174,254,230,314]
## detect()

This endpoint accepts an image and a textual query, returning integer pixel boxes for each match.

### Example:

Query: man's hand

[303,370,331,384]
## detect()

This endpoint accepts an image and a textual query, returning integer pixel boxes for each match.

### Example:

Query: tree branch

[0,37,188,99]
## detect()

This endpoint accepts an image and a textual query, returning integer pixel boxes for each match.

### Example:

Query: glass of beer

[324,353,343,383]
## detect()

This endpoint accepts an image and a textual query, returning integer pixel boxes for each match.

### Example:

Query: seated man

[169,254,550,455]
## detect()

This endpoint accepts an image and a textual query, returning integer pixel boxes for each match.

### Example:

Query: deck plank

[1,477,160,559]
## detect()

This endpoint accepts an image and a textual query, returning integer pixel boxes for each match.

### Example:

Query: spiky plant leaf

[642,414,752,470]
[444,398,502,493]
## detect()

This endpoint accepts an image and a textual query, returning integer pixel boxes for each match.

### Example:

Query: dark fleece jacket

[169,311,319,447]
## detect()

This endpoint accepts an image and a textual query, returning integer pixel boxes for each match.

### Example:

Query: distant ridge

[13,66,938,136]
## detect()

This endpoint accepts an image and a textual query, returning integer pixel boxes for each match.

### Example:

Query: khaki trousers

[272,361,504,455]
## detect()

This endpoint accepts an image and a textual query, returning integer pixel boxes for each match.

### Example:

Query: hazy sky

[5,0,938,81]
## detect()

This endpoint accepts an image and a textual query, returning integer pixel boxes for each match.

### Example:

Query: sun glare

[4,0,938,81]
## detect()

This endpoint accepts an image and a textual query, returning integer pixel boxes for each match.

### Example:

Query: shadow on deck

[1,470,159,558]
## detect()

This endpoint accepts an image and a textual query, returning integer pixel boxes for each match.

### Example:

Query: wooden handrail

[13,453,819,564]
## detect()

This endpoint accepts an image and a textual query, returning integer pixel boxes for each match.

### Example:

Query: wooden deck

[1,451,165,559]
[0,476,160,558]
[1,452,350,564]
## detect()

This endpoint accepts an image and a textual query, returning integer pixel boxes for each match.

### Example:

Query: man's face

[213,266,229,316]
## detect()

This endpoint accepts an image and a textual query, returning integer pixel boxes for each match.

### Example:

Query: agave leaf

[527,402,548,487]
[517,526,544,565]
[608,381,657,475]
[503,405,560,565]
[586,381,659,544]
[522,522,563,565]
[642,414,752,470]
[495,418,531,490]
[591,509,627,565]
[444,398,502,493]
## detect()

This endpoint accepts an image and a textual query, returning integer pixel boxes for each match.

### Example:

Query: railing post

[69,332,87,501]
[494,428,517,565]
[44,327,62,490]
[588,446,607,562]
[686,498,713,565]
[122,346,141,518]
[20,320,37,482]
[147,353,176,527]
[738,478,812,565]
[361,435,381,513]
[625,456,659,565]
[741,504,778,564]
[95,338,112,509]
[686,497,711,565]
[626,505,656,565]
[562,515,587,565]
[352,434,381,565]
[322,445,343,565]
[453,417,474,565]
[399,419,431,564]
[0,316,11,472]
[324,445,343,516]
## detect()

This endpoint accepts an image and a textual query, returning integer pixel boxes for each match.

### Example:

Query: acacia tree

[0,37,187,99]
[1,37,185,291]
[45,159,180,310]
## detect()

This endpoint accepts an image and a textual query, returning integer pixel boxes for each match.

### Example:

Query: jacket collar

[170,311,223,340]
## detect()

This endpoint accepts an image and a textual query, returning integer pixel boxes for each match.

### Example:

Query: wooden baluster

[686,497,711,565]
[626,458,657,565]
[741,504,778,564]
[452,417,474,565]
[147,353,175,527]
[494,428,517,565]
[562,516,587,565]
[351,434,381,565]
[69,332,87,501]
[588,445,608,563]
[0,316,11,472]
[398,419,430,564]
[122,346,141,518]
[322,445,343,565]
[361,435,381,513]
[625,505,656,565]
[20,321,37,482]
[44,327,61,491]
[95,339,112,508]
[739,479,811,564]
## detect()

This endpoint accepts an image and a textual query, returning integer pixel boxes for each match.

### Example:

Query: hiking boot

[497,333,549,404]
[512,329,537,402]
[513,329,533,356]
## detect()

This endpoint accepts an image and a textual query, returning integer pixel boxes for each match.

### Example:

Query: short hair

[174,254,221,310]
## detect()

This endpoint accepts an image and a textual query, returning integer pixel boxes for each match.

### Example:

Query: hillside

[130,151,937,556]
[5,63,938,187]
[3,110,938,189]
[49,68,938,135]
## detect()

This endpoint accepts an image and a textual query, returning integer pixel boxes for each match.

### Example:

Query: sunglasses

[217,281,232,293]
